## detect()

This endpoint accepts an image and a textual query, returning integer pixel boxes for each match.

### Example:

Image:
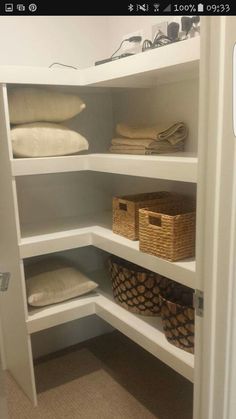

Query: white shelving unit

[26,270,194,382]
[0,37,199,87]
[19,212,196,286]
[11,153,198,182]
[0,36,200,407]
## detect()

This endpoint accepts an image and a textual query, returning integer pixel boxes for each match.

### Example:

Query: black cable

[110,39,128,58]
[111,36,142,58]
[49,62,78,69]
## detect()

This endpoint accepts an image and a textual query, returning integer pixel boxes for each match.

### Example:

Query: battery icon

[198,3,204,12]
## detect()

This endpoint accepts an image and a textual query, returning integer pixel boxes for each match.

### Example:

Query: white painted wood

[83,37,200,88]
[27,296,96,334]
[96,296,194,381]
[11,155,89,176]
[11,153,198,182]
[19,212,196,288]
[0,33,200,407]
[193,17,208,419]
[225,156,236,419]
[0,66,82,86]
[0,38,199,88]
[0,84,37,405]
[194,17,236,419]
[20,228,92,258]
[88,153,197,182]
[93,224,196,288]
[26,270,193,382]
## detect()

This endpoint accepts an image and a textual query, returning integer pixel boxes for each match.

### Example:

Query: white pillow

[25,258,98,307]
[8,87,86,124]
[11,122,89,157]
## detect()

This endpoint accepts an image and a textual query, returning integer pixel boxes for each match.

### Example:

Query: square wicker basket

[112,191,176,240]
[139,197,196,261]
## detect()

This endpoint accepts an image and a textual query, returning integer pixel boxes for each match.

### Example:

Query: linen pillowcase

[25,258,98,307]
[11,122,89,157]
[8,87,86,124]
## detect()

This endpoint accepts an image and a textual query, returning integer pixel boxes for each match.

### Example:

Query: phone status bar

[0,1,234,15]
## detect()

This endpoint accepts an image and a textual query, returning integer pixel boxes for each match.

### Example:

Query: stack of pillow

[109,122,188,155]
[9,87,88,158]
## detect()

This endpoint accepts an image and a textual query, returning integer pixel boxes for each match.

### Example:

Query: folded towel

[116,122,188,145]
[111,138,155,147]
[109,140,184,155]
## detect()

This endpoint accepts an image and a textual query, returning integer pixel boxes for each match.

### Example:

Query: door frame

[195,16,236,419]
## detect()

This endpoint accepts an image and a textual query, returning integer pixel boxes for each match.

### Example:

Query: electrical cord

[49,62,78,69]
[142,31,172,52]
[110,36,142,58]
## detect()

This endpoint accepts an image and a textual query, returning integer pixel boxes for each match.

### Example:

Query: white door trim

[195,16,236,419]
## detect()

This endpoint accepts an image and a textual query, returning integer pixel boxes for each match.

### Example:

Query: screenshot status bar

[0,1,235,15]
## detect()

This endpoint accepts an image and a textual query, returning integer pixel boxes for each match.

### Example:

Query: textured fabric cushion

[8,87,86,124]
[11,122,89,157]
[25,258,98,307]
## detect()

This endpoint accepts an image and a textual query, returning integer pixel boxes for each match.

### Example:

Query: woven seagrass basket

[139,197,196,261]
[108,255,169,316]
[112,191,177,240]
[159,282,195,353]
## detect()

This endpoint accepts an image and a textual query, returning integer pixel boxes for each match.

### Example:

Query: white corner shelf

[84,37,200,88]
[26,269,194,382]
[0,37,199,88]
[19,211,196,288]
[11,152,198,182]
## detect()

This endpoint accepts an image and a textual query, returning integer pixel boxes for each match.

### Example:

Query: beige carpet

[6,331,193,419]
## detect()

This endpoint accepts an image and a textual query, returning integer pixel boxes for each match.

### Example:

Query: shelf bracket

[193,289,204,317]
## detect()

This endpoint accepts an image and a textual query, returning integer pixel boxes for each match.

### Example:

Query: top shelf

[85,37,200,88]
[0,38,200,88]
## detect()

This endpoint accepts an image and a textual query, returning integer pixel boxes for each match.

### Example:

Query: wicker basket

[139,197,196,261]
[159,282,195,353]
[108,255,169,316]
[112,191,176,240]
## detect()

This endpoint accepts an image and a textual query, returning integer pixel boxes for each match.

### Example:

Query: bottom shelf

[26,270,194,382]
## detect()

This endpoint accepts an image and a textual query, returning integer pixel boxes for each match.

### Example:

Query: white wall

[0,16,109,68]
[107,16,182,56]
[0,16,187,68]
[0,16,183,67]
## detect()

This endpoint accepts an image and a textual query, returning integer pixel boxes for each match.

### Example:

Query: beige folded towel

[111,138,155,147]
[109,140,184,155]
[116,122,188,145]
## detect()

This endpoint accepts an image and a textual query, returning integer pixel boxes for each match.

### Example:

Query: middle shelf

[19,211,196,288]
[11,152,198,182]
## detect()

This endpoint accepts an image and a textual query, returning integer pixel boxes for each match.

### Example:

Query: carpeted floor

[6,331,193,419]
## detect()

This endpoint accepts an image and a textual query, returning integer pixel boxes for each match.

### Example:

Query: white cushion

[25,258,98,307]
[11,122,88,157]
[8,87,86,124]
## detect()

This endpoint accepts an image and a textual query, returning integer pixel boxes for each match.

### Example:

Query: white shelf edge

[11,153,198,182]
[26,282,194,382]
[83,37,200,88]
[93,227,196,288]
[11,155,89,176]
[27,297,96,334]
[19,213,196,289]
[0,38,199,87]
[96,295,194,382]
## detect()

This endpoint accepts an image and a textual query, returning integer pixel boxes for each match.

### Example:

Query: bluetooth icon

[128,4,134,12]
